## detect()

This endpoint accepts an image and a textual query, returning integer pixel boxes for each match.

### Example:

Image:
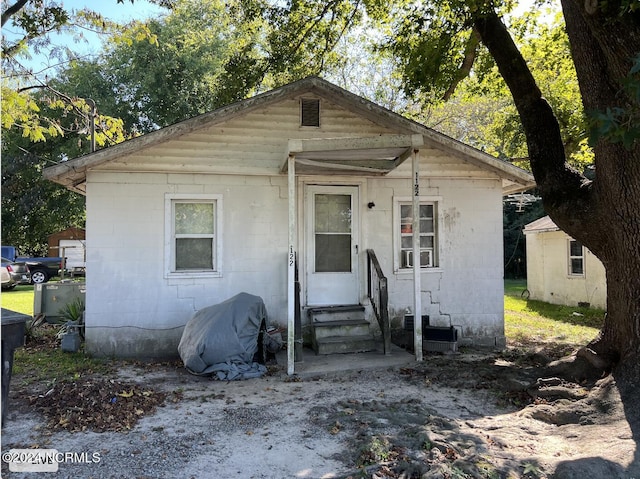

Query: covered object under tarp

[178,292,268,380]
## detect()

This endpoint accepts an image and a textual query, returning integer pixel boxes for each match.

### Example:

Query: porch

[284,134,427,375]
[276,344,416,379]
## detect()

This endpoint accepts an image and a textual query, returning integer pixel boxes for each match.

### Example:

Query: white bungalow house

[524,216,606,309]
[44,77,535,373]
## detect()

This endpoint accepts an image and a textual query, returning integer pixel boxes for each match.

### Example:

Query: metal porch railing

[366,249,391,355]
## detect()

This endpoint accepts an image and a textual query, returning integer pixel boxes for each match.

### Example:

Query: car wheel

[1,284,16,291]
[30,270,48,284]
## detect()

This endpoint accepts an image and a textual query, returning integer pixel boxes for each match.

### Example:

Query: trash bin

[1,309,27,426]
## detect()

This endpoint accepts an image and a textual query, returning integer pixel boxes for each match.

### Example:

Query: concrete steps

[309,305,377,355]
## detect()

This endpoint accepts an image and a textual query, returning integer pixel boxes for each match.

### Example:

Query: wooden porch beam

[412,149,423,362]
[287,154,296,375]
[289,134,423,154]
[294,158,390,174]
[282,134,424,173]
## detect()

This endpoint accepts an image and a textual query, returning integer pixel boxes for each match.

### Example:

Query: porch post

[412,149,423,362]
[287,154,296,375]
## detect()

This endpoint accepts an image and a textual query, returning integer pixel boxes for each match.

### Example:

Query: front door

[305,185,360,305]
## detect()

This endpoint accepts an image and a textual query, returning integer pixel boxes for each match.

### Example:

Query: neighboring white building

[44,77,535,370]
[524,216,606,309]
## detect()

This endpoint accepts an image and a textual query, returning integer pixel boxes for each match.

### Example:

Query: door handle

[355,245,358,254]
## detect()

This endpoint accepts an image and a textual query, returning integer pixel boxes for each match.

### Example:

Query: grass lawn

[504,278,604,348]
[1,284,35,315]
[2,284,111,385]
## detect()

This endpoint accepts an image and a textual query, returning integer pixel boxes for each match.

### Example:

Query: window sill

[394,267,443,276]
[165,271,222,279]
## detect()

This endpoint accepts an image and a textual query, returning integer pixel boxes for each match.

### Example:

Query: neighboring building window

[568,239,584,276]
[165,194,222,277]
[395,198,439,271]
[301,98,320,127]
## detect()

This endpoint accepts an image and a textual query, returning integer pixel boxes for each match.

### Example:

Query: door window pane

[314,193,352,273]
[315,194,351,233]
[315,234,351,272]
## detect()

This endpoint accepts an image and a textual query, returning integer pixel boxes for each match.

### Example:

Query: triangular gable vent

[301,98,320,127]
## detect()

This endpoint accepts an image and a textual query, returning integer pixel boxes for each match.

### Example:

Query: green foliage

[95,0,242,129]
[1,111,86,254]
[0,86,62,142]
[57,297,85,323]
[422,7,591,169]
[1,0,158,143]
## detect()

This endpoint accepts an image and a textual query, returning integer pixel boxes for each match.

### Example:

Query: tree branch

[442,29,480,102]
[16,84,48,93]
[473,9,592,233]
[1,0,29,27]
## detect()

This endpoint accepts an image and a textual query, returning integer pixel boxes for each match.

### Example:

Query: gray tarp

[178,292,268,380]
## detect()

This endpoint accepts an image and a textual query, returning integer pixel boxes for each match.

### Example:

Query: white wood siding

[97,97,500,180]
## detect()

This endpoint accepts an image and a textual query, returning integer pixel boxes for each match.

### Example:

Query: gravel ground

[2,359,500,479]
[2,351,638,479]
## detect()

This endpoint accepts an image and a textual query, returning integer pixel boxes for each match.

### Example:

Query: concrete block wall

[85,171,506,357]
[85,171,288,358]
[364,177,505,346]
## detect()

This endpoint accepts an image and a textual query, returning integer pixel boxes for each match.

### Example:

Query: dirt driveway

[2,346,639,479]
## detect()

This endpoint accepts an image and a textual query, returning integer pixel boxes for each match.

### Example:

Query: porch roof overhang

[281,134,425,176]
[281,134,536,195]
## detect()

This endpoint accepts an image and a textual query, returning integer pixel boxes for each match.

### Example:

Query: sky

[60,0,167,23]
[3,0,169,75]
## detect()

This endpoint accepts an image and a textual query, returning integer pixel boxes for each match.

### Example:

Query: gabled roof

[523,215,560,234]
[44,76,535,195]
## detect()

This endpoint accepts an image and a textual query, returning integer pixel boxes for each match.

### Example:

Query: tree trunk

[556,0,640,369]
[475,3,640,375]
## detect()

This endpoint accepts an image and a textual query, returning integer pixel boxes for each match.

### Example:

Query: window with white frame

[165,194,222,277]
[568,239,584,276]
[395,198,439,270]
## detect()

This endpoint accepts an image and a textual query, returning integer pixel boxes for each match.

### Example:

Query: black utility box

[404,314,430,331]
[402,314,458,353]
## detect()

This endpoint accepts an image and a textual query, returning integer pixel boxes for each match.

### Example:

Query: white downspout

[412,149,423,362]
[287,154,296,375]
